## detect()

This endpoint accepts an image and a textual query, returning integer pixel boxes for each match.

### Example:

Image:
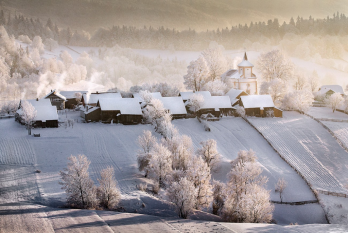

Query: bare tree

[275,178,287,203]
[166,177,197,219]
[196,139,221,173]
[21,100,37,135]
[59,155,97,209]
[97,167,121,209]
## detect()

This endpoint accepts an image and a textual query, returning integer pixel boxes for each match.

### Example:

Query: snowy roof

[86,92,122,105]
[318,85,344,95]
[160,97,187,115]
[83,106,100,114]
[132,93,144,102]
[240,95,275,109]
[200,96,232,110]
[182,91,212,101]
[17,103,58,122]
[225,89,247,100]
[179,91,194,100]
[59,91,87,99]
[43,89,66,101]
[97,98,142,115]
[221,69,240,79]
[132,92,163,103]
[238,52,254,67]
[22,99,52,107]
[150,92,162,99]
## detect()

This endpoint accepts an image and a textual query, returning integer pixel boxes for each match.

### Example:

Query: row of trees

[59,154,121,209]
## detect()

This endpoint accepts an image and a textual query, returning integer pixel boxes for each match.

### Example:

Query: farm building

[197,96,233,117]
[160,97,187,119]
[16,99,59,127]
[239,95,282,117]
[225,88,248,106]
[317,85,345,98]
[43,89,66,110]
[96,98,143,124]
[81,92,122,106]
[221,52,258,94]
[59,91,87,109]
[81,106,101,122]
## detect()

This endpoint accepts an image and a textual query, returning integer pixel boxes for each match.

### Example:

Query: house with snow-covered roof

[16,98,59,127]
[59,91,87,109]
[132,92,162,104]
[160,97,187,119]
[96,98,143,124]
[197,96,233,117]
[225,88,248,106]
[44,89,66,110]
[179,91,211,103]
[239,95,282,117]
[221,52,257,95]
[81,92,122,106]
[317,85,345,98]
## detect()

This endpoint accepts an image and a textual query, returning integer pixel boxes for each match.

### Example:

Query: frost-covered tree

[186,156,213,209]
[275,178,287,203]
[203,79,227,96]
[212,180,225,215]
[257,49,294,82]
[149,143,172,187]
[196,139,221,173]
[308,70,320,92]
[293,73,308,91]
[59,155,97,209]
[184,55,210,91]
[137,130,157,177]
[151,82,180,97]
[18,35,32,44]
[97,167,121,209]
[186,93,204,114]
[162,134,193,170]
[32,36,45,54]
[166,177,197,219]
[327,92,344,113]
[74,92,82,105]
[222,149,273,223]
[260,78,286,103]
[44,38,58,52]
[202,47,227,81]
[60,50,73,68]
[21,100,37,135]
[235,106,246,117]
[282,90,313,113]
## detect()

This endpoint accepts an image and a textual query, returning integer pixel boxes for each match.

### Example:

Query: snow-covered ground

[307,107,348,121]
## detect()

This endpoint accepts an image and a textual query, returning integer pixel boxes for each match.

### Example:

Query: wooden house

[317,85,345,98]
[81,106,101,122]
[97,98,143,124]
[239,95,282,117]
[197,96,233,117]
[59,91,87,109]
[160,97,187,119]
[43,89,66,110]
[16,99,58,128]
[225,88,248,106]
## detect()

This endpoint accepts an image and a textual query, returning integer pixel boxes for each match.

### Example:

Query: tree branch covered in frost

[326,93,344,113]
[148,143,173,187]
[196,139,222,173]
[186,93,204,114]
[137,130,157,177]
[21,100,37,135]
[282,90,314,113]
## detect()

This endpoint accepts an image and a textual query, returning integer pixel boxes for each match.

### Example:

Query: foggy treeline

[1,9,348,61]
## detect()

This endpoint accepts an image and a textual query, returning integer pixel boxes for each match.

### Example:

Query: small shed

[198,96,233,117]
[82,106,101,122]
[239,95,282,117]
[43,89,66,110]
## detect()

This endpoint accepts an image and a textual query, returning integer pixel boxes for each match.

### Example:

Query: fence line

[270,200,318,205]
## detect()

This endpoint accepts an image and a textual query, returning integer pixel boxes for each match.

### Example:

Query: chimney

[96,91,99,94]
[36,98,38,101]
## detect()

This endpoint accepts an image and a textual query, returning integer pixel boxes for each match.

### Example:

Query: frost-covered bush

[235,106,246,118]
[196,139,221,173]
[18,35,32,44]
[148,143,172,187]
[203,79,227,96]
[186,93,204,114]
[282,90,313,113]
[327,92,344,113]
[97,167,121,209]
[266,109,274,117]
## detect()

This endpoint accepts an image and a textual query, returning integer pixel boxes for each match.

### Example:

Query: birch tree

[59,155,97,209]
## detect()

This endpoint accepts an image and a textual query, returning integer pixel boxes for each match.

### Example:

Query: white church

[221,52,258,95]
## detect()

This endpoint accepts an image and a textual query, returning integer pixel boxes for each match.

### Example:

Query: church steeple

[243,52,248,61]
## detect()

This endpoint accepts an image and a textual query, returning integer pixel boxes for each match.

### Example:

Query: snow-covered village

[2,1,348,232]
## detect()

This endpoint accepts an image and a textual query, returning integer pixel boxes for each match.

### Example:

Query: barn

[81,106,101,122]
[197,96,233,117]
[239,95,283,117]
[97,98,143,124]
[43,89,66,110]
[16,99,59,128]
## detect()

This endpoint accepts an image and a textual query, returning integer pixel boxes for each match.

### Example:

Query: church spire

[243,52,248,61]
